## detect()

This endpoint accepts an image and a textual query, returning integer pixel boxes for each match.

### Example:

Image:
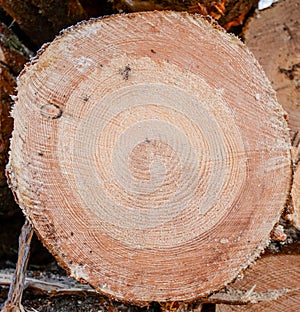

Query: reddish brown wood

[216,253,300,311]
[112,0,258,30]
[7,11,291,304]
[244,0,300,138]
[0,65,14,187]
[244,0,300,235]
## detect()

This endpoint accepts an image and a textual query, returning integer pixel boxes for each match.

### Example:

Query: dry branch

[0,271,97,297]
[2,255,298,307]
[7,11,291,304]
[1,219,33,312]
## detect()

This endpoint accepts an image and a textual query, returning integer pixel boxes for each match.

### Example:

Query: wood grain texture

[244,0,300,138]
[216,253,300,311]
[244,0,300,236]
[7,11,291,303]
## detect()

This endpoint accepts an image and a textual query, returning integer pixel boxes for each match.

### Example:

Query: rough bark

[0,23,31,220]
[0,0,112,48]
[112,0,258,30]
[6,11,291,304]
[0,0,258,49]
[0,65,14,187]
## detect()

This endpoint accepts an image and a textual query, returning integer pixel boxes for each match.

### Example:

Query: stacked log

[6,11,292,304]
[244,0,300,233]
[216,252,300,311]
[0,0,299,310]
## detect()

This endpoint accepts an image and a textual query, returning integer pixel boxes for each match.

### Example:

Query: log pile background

[0,1,299,311]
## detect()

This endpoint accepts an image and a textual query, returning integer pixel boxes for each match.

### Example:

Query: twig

[0,271,98,297]
[1,270,298,306]
[1,219,33,312]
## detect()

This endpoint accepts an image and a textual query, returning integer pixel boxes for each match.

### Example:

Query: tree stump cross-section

[7,11,292,304]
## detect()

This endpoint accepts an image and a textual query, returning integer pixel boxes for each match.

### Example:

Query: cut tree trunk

[243,0,300,235]
[244,0,300,139]
[216,251,300,311]
[7,11,292,304]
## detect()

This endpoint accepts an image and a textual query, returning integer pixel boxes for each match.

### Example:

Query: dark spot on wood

[38,151,44,156]
[151,49,156,53]
[291,131,299,146]
[279,63,300,80]
[40,103,63,120]
[44,222,57,242]
[119,65,131,80]
[283,23,294,39]
[70,232,74,236]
